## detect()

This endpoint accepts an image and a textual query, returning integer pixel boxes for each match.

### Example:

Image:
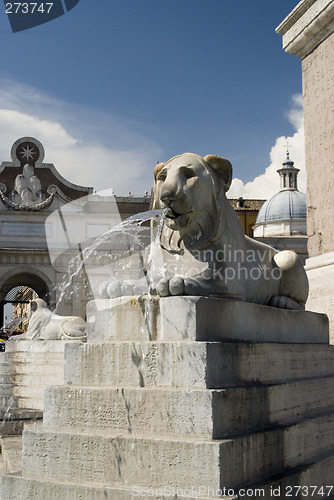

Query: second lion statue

[102,153,308,310]
[23,299,87,341]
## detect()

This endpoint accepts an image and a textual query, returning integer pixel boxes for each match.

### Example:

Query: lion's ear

[154,162,166,182]
[204,155,232,192]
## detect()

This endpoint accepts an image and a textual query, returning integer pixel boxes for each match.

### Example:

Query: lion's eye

[157,171,167,182]
[182,167,196,179]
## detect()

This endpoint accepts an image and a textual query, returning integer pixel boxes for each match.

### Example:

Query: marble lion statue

[101,153,308,310]
[24,298,87,340]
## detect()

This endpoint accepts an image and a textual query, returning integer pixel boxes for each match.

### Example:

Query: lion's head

[152,153,232,251]
[26,298,48,321]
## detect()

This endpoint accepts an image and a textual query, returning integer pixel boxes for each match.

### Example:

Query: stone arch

[0,270,52,328]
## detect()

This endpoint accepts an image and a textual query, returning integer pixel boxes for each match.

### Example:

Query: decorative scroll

[0,188,55,211]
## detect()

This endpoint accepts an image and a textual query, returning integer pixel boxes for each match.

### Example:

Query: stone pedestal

[2,296,334,499]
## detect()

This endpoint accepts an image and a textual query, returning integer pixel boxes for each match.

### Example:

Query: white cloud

[0,79,162,195]
[228,94,306,199]
[0,79,306,200]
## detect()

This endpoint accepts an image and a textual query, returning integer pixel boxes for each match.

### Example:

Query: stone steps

[0,386,15,398]
[0,341,65,413]
[0,373,64,385]
[1,474,238,500]
[4,471,334,500]
[0,453,5,477]
[65,341,334,388]
[14,398,43,411]
[0,355,64,366]
[0,409,42,436]
[0,352,62,364]
[0,385,61,412]
[0,359,64,370]
[0,437,22,474]
[11,379,64,392]
[43,377,334,439]
[2,297,333,498]
[237,451,334,499]
[0,397,18,411]
[4,340,65,352]
[21,412,334,490]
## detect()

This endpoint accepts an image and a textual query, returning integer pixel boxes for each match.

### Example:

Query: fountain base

[2,296,334,498]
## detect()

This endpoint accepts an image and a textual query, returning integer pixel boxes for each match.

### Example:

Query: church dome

[253,151,307,238]
[256,190,306,223]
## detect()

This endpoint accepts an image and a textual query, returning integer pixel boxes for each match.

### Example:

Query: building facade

[0,137,93,326]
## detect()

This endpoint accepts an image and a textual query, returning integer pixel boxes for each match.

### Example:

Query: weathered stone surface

[65,341,334,388]
[1,474,237,500]
[21,413,334,490]
[306,252,334,344]
[87,296,329,343]
[0,436,22,473]
[303,32,334,258]
[236,452,334,498]
[2,295,334,497]
[43,377,334,439]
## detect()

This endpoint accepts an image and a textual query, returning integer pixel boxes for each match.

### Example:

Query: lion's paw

[157,276,185,296]
[99,280,121,298]
[269,295,304,310]
[99,280,147,298]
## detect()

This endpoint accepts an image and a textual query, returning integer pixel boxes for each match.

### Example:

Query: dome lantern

[277,149,300,191]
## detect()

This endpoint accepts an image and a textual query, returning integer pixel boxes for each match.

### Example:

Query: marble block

[87,296,329,344]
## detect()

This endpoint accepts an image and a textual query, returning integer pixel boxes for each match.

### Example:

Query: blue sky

[0,0,304,197]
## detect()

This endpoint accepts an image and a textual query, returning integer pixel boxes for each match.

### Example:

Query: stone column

[276,0,334,343]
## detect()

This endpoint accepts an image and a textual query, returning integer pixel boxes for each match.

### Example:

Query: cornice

[276,0,334,59]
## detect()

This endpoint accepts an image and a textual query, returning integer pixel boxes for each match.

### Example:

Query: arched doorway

[3,286,38,333]
[0,272,50,330]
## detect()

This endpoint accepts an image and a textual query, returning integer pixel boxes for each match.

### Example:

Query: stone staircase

[0,339,66,497]
[0,436,23,474]
[2,296,334,499]
[0,340,65,411]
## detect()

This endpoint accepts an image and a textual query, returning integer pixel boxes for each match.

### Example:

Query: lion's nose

[160,186,176,207]
[160,194,173,207]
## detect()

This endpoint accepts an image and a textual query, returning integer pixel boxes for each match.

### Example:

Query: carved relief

[0,139,54,211]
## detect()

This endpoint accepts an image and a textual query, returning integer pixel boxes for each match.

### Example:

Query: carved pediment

[0,137,93,211]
